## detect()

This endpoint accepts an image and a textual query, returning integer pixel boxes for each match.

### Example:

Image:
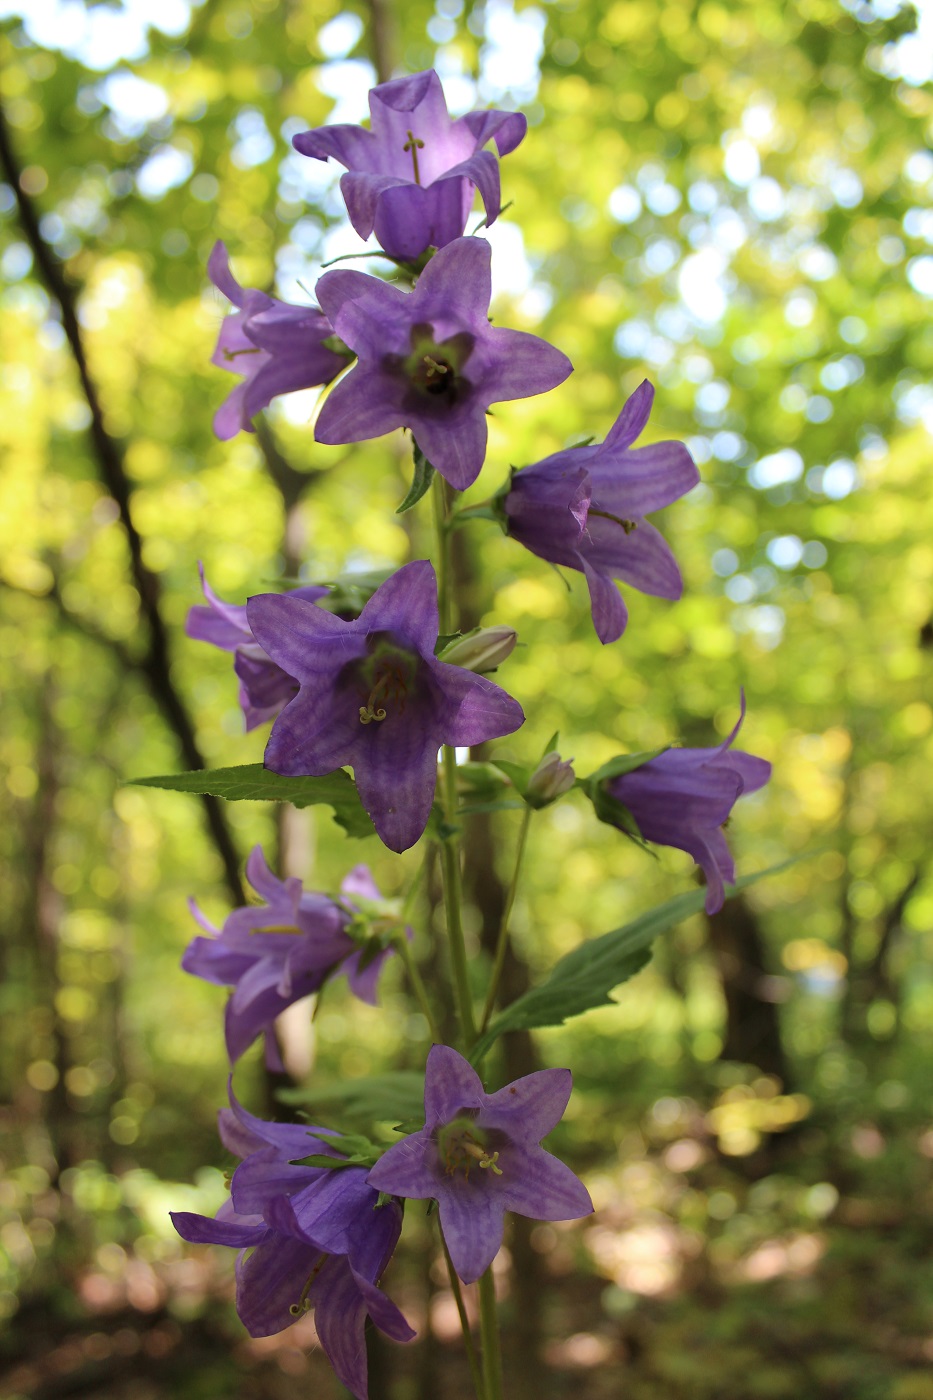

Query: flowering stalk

[481,804,533,1033]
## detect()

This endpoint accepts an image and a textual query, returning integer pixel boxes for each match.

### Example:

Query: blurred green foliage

[1,0,933,1394]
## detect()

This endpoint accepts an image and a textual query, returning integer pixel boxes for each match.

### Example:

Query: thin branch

[0,100,244,905]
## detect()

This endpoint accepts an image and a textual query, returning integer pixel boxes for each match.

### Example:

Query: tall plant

[144,68,773,1400]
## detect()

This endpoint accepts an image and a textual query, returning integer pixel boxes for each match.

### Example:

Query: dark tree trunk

[707,895,792,1086]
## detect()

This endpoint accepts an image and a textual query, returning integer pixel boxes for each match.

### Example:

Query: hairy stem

[478,1268,504,1400]
[394,934,443,1043]
[480,805,533,1034]
[440,1225,487,1400]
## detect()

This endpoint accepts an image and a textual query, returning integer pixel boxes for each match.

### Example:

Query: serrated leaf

[130,765,375,839]
[397,444,435,513]
[470,855,810,1062]
[277,1071,426,1125]
[457,799,527,817]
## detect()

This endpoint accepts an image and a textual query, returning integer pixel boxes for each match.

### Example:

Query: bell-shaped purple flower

[504,380,699,643]
[171,1087,413,1400]
[247,560,525,853]
[312,237,572,490]
[292,69,527,260]
[208,241,347,440]
[367,1045,593,1284]
[183,846,398,1066]
[604,695,772,914]
[186,565,329,731]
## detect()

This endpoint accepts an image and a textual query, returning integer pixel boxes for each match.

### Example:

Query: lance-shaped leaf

[277,1071,428,1127]
[130,765,375,839]
[470,856,809,1062]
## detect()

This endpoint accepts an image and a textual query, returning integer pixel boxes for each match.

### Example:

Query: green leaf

[277,1071,426,1125]
[470,855,810,1062]
[396,444,435,514]
[585,747,671,786]
[130,765,374,839]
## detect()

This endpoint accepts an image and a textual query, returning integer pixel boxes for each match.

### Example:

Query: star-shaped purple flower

[366,1045,593,1284]
[604,695,772,914]
[171,1087,413,1400]
[183,846,398,1066]
[247,560,525,853]
[186,565,329,731]
[208,241,347,440]
[504,380,699,643]
[292,69,527,260]
[312,236,572,490]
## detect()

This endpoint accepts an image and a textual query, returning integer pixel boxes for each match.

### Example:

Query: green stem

[441,746,476,1046]
[431,470,476,1046]
[393,933,442,1043]
[478,1268,503,1400]
[440,1225,487,1400]
[480,804,533,1034]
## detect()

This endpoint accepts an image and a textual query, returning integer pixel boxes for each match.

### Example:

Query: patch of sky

[903,208,933,240]
[711,431,745,462]
[873,0,933,85]
[766,535,804,569]
[678,248,727,323]
[741,101,775,140]
[747,177,784,222]
[712,548,738,577]
[643,239,680,276]
[608,185,642,224]
[231,110,275,170]
[832,169,863,208]
[725,574,756,604]
[723,137,760,187]
[1,243,32,281]
[839,316,867,344]
[749,448,803,490]
[805,395,833,423]
[687,181,718,214]
[907,256,933,297]
[799,244,838,281]
[687,436,712,465]
[695,380,730,416]
[820,356,864,391]
[894,382,933,433]
[479,0,545,104]
[656,305,690,342]
[316,60,376,124]
[905,150,933,185]
[614,319,652,358]
[879,235,906,265]
[0,0,190,69]
[645,183,682,216]
[99,71,169,138]
[683,354,713,384]
[318,12,364,59]
[136,144,193,200]
[802,541,828,568]
[784,290,816,326]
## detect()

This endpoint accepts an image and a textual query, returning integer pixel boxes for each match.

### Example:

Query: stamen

[289,1255,327,1316]
[359,703,388,725]
[403,128,425,185]
[251,923,303,935]
[589,508,638,534]
[423,355,448,377]
[222,347,261,362]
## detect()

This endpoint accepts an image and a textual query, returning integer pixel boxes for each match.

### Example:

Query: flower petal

[171,1209,269,1249]
[434,663,525,748]
[729,751,772,795]
[314,366,408,447]
[235,1234,321,1337]
[207,240,245,307]
[602,378,654,450]
[410,409,488,491]
[459,107,527,157]
[424,1043,485,1124]
[246,592,359,682]
[591,439,700,517]
[498,1145,594,1223]
[582,559,629,645]
[585,518,684,599]
[437,1182,505,1284]
[484,327,573,402]
[352,714,440,852]
[366,1129,440,1200]
[356,560,439,655]
[481,1067,572,1143]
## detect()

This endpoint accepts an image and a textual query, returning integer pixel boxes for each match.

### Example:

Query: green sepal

[397,443,435,514]
[585,747,670,786]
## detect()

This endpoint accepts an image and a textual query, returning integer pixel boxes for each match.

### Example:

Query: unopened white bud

[526,752,576,806]
[439,626,518,673]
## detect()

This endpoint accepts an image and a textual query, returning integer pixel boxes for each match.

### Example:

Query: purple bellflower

[185,565,329,731]
[604,695,772,914]
[367,1045,593,1284]
[292,69,527,261]
[208,241,347,440]
[183,846,399,1067]
[171,1087,413,1400]
[313,236,572,490]
[247,560,525,853]
[504,380,699,644]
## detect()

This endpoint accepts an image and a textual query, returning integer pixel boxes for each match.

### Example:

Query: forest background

[1,0,933,1396]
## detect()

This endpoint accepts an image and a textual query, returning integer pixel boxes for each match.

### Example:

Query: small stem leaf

[130,765,374,839]
[276,1071,426,1125]
[397,444,436,514]
[469,854,814,1063]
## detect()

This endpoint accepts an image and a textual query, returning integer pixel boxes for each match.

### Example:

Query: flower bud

[438,626,518,673]
[526,751,575,807]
